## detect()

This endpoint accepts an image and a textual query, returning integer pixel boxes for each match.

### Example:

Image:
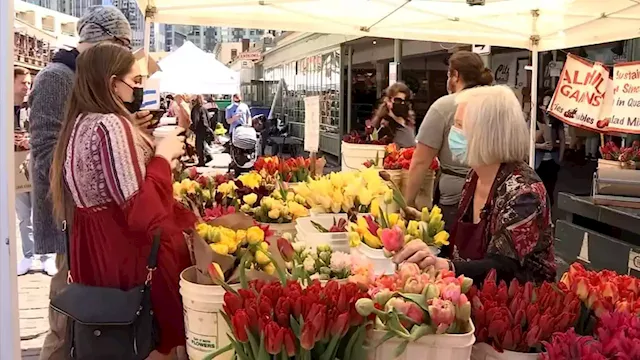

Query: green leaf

[311,220,329,233]
[257,333,268,360]
[320,335,340,360]
[397,293,429,312]
[246,327,260,359]
[387,311,410,337]
[239,253,249,290]
[202,343,234,360]
[227,335,250,360]
[344,324,366,360]
[378,206,389,229]
[290,315,301,337]
[393,341,409,358]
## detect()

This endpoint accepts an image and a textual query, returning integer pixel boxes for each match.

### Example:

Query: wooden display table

[556,192,640,277]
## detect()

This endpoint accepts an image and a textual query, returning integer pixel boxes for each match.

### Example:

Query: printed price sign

[610,62,640,134]
[141,78,161,110]
[304,96,320,152]
[547,54,612,133]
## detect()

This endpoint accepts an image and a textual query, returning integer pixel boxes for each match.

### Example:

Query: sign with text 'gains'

[547,54,612,133]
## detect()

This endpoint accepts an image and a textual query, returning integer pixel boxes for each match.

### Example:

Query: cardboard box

[15,151,31,194]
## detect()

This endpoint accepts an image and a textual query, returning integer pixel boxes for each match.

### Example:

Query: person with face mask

[395,86,556,286]
[404,51,494,233]
[371,82,416,148]
[49,43,194,359]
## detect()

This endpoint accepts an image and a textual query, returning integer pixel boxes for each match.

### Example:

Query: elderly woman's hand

[401,206,422,221]
[393,240,436,269]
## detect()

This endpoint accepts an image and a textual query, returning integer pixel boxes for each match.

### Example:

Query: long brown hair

[448,51,493,88]
[50,42,135,221]
[372,82,415,127]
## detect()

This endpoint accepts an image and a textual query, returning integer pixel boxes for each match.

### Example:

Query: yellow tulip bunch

[245,189,309,223]
[293,169,393,214]
[195,223,275,275]
[347,205,450,251]
[172,178,212,214]
[237,172,262,189]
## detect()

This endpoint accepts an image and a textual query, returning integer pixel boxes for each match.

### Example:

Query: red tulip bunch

[220,279,371,359]
[600,140,640,162]
[255,156,324,183]
[469,269,581,353]
[560,263,640,319]
[541,311,640,360]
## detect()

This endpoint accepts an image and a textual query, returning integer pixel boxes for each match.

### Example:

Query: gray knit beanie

[77,5,132,45]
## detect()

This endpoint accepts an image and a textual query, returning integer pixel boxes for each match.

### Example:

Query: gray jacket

[28,57,75,254]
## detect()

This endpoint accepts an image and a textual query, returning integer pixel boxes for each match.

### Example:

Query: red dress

[64,113,196,354]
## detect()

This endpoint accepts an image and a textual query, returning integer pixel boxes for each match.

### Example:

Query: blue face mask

[448,126,468,163]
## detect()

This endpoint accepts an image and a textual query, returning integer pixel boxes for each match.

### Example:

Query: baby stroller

[229,125,258,176]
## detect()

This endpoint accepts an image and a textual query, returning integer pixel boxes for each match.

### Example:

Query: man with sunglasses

[28,6,153,360]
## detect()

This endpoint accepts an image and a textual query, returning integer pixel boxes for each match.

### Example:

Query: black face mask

[119,80,144,113]
[392,102,410,119]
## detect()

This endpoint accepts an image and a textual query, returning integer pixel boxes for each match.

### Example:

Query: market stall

[150,41,239,95]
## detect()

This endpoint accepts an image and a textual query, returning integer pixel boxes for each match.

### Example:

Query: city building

[215,28,281,44]
[14,0,79,70]
[149,22,165,52]
[164,24,188,51]
[214,39,251,66]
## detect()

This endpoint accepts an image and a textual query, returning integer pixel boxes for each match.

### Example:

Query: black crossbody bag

[50,221,160,359]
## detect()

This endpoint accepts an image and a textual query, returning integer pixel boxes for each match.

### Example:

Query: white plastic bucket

[351,243,395,275]
[179,266,239,360]
[369,321,476,360]
[341,142,386,172]
[295,217,350,253]
[470,343,541,360]
[258,220,297,241]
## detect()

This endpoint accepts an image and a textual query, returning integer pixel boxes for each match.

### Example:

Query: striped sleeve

[95,114,146,206]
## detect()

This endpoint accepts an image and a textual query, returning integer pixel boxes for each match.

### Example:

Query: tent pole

[346,45,353,133]
[1,0,21,358]
[529,10,540,168]
[143,16,152,72]
[530,46,539,167]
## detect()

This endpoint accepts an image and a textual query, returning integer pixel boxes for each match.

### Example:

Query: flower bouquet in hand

[469,269,580,354]
[560,262,640,334]
[355,263,474,357]
[211,269,372,359]
[541,311,640,360]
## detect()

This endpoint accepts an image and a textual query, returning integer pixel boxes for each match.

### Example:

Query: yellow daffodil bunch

[293,169,393,214]
[195,223,276,275]
[172,178,214,215]
[244,189,309,224]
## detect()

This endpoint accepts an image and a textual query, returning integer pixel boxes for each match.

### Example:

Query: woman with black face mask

[50,43,194,358]
[371,82,416,148]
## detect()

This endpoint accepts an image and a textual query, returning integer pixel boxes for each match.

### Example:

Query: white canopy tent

[150,41,240,94]
[3,0,640,358]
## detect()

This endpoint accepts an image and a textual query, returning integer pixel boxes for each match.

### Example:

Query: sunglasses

[392,97,408,105]
[86,22,131,49]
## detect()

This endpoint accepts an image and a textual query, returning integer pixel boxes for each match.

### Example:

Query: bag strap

[63,221,162,287]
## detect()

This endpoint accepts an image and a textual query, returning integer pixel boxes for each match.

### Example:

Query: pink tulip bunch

[541,311,640,360]
[355,263,474,354]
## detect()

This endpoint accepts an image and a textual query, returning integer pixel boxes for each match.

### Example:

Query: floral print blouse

[455,161,557,283]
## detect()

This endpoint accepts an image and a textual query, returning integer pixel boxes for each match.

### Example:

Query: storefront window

[265,49,341,135]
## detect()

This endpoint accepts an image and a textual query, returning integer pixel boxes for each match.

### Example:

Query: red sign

[236,52,262,61]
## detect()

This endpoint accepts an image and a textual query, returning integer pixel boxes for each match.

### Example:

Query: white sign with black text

[304,96,321,152]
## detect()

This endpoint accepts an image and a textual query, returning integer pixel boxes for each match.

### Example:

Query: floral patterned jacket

[455,161,556,283]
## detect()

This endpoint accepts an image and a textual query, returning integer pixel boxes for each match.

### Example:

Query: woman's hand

[401,206,422,221]
[536,141,553,151]
[155,127,186,168]
[134,110,154,135]
[393,240,436,269]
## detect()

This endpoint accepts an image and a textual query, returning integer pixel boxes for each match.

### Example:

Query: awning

[136,0,640,52]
